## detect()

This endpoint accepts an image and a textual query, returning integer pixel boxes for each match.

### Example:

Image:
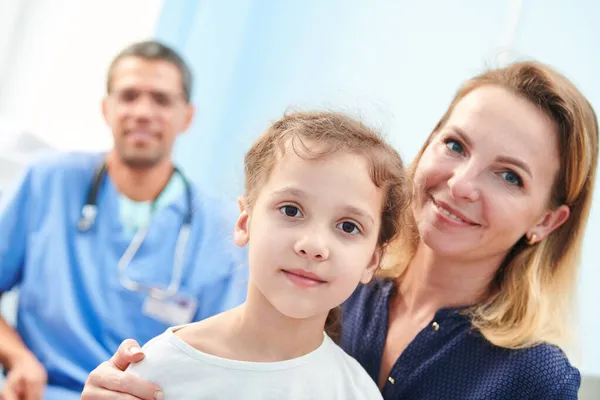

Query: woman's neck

[105,151,174,202]
[227,284,328,362]
[395,244,503,319]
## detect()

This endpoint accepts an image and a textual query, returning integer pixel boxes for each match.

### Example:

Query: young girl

[126,111,410,399]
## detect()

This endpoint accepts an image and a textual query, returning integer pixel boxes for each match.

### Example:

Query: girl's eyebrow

[340,205,375,226]
[271,186,308,200]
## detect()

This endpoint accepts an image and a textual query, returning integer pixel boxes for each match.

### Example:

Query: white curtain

[0,0,30,91]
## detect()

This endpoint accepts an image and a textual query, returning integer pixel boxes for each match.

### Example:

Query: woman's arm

[532,348,581,400]
[545,368,580,400]
[81,339,164,400]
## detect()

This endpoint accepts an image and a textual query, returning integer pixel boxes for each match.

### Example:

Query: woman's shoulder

[480,341,581,398]
[339,278,394,378]
[341,279,394,333]
[340,278,394,338]
[343,278,395,314]
[511,343,580,388]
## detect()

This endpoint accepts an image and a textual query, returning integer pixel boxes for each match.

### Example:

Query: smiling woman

[342,61,598,399]
[413,85,570,262]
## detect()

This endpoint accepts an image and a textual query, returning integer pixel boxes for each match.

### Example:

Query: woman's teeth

[437,204,465,222]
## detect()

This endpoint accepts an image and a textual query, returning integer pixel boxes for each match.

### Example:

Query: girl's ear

[360,246,382,284]
[237,196,245,212]
[234,196,250,247]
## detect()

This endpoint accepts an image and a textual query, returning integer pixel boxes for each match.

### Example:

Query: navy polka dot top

[340,279,580,399]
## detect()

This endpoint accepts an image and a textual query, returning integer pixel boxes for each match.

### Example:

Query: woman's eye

[280,205,302,217]
[499,171,523,187]
[445,139,464,154]
[336,221,360,235]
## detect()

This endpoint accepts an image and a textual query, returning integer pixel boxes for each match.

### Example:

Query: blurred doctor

[0,40,247,400]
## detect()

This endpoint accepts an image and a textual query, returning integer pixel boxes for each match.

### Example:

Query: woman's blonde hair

[380,61,599,350]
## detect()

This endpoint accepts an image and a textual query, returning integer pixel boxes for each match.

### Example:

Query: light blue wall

[155,0,600,376]
[155,0,515,198]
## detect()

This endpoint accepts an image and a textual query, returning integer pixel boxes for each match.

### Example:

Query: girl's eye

[499,171,523,187]
[336,221,360,235]
[279,205,302,217]
[445,139,464,154]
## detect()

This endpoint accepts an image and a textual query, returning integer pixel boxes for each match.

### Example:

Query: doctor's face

[102,56,194,168]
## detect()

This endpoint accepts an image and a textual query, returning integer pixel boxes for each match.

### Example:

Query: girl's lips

[281,269,326,288]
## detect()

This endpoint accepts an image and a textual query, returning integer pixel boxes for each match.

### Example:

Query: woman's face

[413,85,570,262]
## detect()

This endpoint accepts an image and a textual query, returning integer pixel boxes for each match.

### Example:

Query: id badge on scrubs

[142,293,197,326]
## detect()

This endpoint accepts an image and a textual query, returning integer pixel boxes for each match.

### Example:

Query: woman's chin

[420,226,473,257]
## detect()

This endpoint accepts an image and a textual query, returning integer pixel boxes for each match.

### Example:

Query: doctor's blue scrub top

[0,152,249,399]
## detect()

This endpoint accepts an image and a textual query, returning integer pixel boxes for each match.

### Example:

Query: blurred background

[0,0,598,397]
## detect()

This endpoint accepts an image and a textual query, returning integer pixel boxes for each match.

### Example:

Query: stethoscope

[78,161,193,300]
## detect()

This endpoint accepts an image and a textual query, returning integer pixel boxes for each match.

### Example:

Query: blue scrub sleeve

[0,168,33,291]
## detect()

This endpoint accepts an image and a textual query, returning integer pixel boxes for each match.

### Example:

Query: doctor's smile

[125,129,161,145]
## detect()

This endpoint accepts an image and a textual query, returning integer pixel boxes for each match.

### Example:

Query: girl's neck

[395,244,502,320]
[227,284,328,362]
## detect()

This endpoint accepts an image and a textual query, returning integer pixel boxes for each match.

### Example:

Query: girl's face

[412,85,570,264]
[234,148,384,320]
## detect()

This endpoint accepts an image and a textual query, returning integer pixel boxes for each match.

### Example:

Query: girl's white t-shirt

[126,326,383,400]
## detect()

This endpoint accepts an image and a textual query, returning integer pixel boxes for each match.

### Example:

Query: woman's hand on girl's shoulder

[81,339,164,400]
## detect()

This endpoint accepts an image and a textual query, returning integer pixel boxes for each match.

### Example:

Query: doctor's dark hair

[106,40,193,102]
[243,111,411,342]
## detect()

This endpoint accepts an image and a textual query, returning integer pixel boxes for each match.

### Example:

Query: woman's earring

[527,233,538,245]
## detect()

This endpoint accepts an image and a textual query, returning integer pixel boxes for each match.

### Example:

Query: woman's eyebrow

[496,155,532,178]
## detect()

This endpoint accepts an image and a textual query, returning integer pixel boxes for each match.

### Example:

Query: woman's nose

[448,165,481,202]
